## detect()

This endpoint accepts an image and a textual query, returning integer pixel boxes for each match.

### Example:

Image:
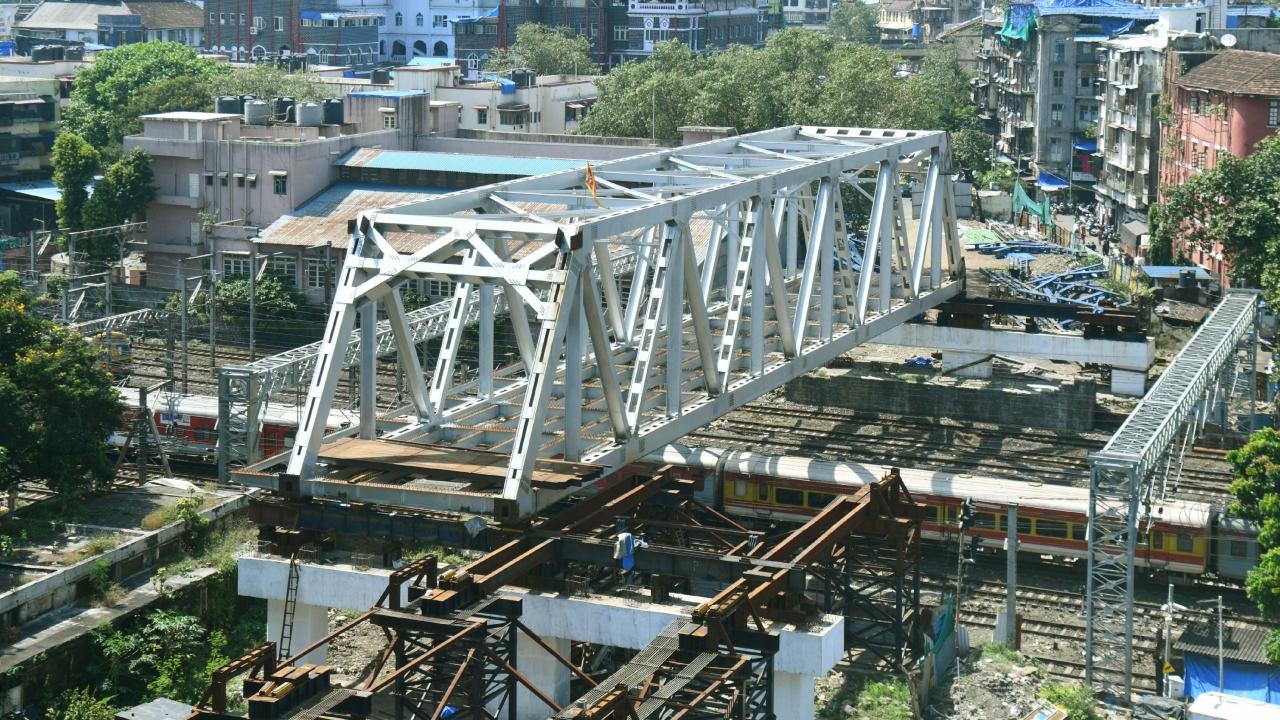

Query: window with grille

[268,256,297,286]
[613,25,628,41]
[273,174,287,195]
[223,255,250,278]
[1269,100,1279,128]
[1052,70,1064,90]
[306,259,328,289]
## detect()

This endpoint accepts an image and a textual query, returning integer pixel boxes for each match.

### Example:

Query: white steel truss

[1085,289,1259,700]
[267,126,963,521]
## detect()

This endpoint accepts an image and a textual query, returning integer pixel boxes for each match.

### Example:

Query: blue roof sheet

[1141,265,1214,280]
[338,149,583,177]
[406,57,456,67]
[0,180,93,201]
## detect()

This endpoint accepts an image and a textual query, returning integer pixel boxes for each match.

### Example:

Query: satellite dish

[1222,33,1238,47]
[1118,87,1127,96]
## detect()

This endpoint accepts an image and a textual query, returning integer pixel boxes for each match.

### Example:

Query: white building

[383,0,487,63]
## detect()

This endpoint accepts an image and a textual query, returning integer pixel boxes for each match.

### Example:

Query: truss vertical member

[1085,290,1259,701]
[273,126,962,522]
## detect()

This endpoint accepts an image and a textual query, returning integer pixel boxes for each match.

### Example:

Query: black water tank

[370,68,391,85]
[63,46,83,61]
[216,96,240,115]
[322,98,344,125]
[275,96,295,122]
[1178,269,1197,289]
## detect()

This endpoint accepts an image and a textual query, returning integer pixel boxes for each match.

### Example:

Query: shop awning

[1037,171,1069,190]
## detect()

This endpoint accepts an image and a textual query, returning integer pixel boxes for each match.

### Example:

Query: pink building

[1159,50,1280,284]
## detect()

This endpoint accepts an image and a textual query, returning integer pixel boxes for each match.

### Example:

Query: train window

[1176,534,1193,553]
[1150,531,1163,550]
[757,483,768,501]
[1036,519,1068,539]
[945,506,957,523]
[775,488,804,507]
[807,492,836,509]
[1017,517,1032,535]
[195,428,217,443]
[733,479,748,498]
[972,512,997,530]
[1070,524,1086,541]
[1230,540,1247,558]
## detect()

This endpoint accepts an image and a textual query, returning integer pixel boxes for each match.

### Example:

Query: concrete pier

[239,557,843,720]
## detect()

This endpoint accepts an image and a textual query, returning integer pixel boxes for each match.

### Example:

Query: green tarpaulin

[1012,183,1052,225]
[999,3,1037,40]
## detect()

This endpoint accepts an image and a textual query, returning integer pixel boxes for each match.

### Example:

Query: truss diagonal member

[428,246,479,419]
[856,160,894,324]
[502,244,584,516]
[582,257,628,442]
[716,196,762,384]
[625,222,679,432]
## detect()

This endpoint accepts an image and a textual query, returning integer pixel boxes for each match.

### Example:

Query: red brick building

[1158,50,1280,284]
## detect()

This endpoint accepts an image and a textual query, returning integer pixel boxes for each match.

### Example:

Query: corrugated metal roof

[257,183,449,250]
[1176,622,1271,665]
[1176,50,1280,97]
[337,148,584,177]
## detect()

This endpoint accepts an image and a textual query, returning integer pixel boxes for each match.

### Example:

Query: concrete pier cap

[239,556,844,719]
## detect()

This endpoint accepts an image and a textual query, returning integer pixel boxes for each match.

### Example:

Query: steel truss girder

[280,126,963,520]
[1085,290,1259,700]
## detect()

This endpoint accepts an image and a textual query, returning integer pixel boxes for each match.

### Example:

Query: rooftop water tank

[245,100,270,126]
[216,96,240,115]
[274,96,294,122]
[322,98,344,125]
[296,101,322,127]
[370,68,391,85]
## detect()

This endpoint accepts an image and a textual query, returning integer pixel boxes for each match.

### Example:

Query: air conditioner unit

[250,26,260,34]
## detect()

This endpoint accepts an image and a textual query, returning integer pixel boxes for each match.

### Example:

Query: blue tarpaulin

[454,6,499,23]
[1000,0,1154,41]
[1073,138,1098,153]
[1185,654,1280,704]
[1037,171,1069,190]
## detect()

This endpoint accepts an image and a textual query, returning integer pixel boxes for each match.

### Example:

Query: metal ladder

[278,552,301,660]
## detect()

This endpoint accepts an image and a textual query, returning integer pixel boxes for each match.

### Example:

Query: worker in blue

[613,518,648,586]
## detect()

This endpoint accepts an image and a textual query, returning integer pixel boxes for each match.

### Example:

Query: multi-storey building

[1093,34,1168,248]
[452,0,775,71]
[15,0,203,46]
[201,0,382,68]
[1158,48,1280,283]
[383,0,484,62]
[123,91,431,288]
[0,75,56,182]
[780,0,830,30]
[434,71,598,134]
[973,1,1208,199]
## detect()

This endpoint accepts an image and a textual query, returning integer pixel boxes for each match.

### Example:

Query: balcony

[1109,111,1136,130]
[154,194,201,208]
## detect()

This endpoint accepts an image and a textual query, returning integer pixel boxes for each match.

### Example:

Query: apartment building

[0,75,55,181]
[383,0,482,62]
[1159,49,1280,283]
[123,91,430,289]
[973,0,1210,199]
[434,71,598,134]
[201,0,381,68]
[780,0,831,30]
[1093,33,1166,247]
[451,0,775,71]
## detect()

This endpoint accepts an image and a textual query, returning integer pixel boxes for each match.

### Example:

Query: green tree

[47,688,116,720]
[51,132,100,233]
[209,63,328,105]
[484,23,599,76]
[0,275,123,499]
[1149,134,1280,290]
[828,0,880,44]
[1227,428,1280,660]
[63,42,226,153]
[114,75,216,139]
[81,149,157,237]
[899,45,975,131]
[979,164,1017,193]
[213,274,303,326]
[952,127,994,181]
[579,41,700,140]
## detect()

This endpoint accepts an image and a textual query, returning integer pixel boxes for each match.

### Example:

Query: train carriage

[658,445,1240,579]
[112,388,356,463]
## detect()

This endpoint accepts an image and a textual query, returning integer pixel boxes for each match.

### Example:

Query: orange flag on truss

[584,162,604,208]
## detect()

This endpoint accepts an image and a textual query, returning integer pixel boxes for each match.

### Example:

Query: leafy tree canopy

[209,63,330,104]
[63,43,227,155]
[1227,428,1280,660]
[828,0,880,44]
[579,30,977,141]
[1149,134,1280,293]
[51,132,100,233]
[0,272,123,499]
[484,23,599,76]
